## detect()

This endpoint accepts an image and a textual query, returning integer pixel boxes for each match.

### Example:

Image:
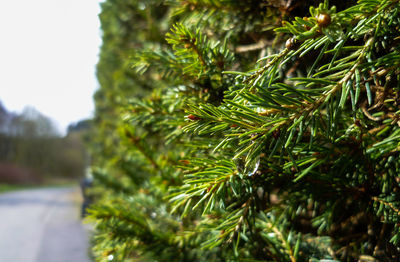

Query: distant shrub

[0,163,42,184]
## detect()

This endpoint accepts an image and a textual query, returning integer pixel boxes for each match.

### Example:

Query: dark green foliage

[90,0,400,261]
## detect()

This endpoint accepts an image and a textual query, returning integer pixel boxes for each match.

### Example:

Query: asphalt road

[0,187,92,262]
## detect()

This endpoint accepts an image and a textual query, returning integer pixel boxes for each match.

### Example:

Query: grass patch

[0,184,39,194]
[0,179,80,194]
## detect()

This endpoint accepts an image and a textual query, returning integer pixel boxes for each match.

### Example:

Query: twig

[235,39,271,53]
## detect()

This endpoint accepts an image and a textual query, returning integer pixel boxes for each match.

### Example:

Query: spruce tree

[89,0,400,261]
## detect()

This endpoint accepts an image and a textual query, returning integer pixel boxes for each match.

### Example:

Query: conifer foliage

[90,0,400,261]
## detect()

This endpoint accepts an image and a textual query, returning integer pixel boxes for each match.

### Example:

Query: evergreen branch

[242,48,290,85]
[372,196,400,217]
[298,37,374,118]
[169,158,238,216]
[166,22,234,79]
[257,212,299,262]
[124,129,161,170]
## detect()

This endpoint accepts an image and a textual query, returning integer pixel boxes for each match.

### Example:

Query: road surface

[0,187,92,262]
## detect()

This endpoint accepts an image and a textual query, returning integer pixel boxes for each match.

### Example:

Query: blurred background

[0,0,103,188]
[0,103,91,186]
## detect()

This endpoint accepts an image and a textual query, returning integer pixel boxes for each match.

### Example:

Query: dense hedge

[90,1,400,261]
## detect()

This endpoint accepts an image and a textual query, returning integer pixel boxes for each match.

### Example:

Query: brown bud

[216,60,224,69]
[179,159,190,165]
[272,129,281,139]
[316,13,331,27]
[285,37,298,50]
[312,152,321,157]
[187,114,201,121]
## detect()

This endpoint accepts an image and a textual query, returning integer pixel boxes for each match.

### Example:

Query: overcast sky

[0,0,103,134]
